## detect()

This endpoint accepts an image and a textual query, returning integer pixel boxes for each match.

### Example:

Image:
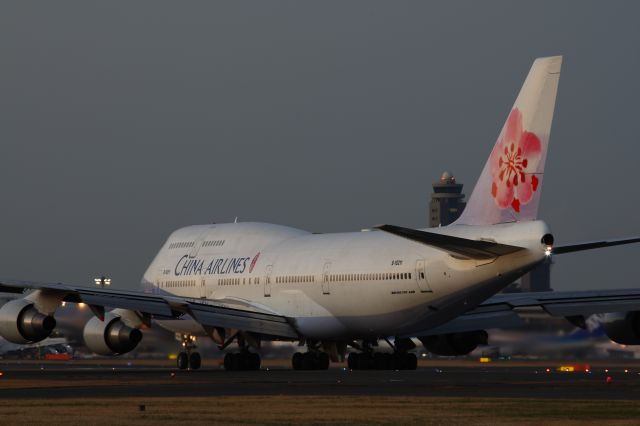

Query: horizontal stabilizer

[553,237,640,255]
[376,224,525,260]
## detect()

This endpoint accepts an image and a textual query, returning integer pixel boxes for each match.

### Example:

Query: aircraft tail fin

[455,56,562,225]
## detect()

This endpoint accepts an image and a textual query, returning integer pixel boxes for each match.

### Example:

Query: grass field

[1,396,640,425]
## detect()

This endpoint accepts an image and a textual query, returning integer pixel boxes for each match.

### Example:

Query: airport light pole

[94,276,112,288]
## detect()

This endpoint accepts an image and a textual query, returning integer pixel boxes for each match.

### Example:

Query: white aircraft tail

[455,56,562,225]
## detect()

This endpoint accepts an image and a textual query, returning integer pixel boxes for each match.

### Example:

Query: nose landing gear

[176,333,202,370]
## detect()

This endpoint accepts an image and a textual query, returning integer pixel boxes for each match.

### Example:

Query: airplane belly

[293,294,438,339]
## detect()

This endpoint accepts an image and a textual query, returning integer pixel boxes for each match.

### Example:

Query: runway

[1,359,640,400]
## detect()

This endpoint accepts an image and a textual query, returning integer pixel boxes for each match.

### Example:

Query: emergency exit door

[322,262,331,295]
[415,259,432,292]
[264,265,273,297]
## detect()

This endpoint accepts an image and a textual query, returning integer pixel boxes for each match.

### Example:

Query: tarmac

[1,359,640,400]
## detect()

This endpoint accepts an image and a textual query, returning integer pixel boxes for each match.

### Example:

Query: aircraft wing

[406,288,640,337]
[553,237,640,254]
[0,280,299,339]
[375,224,525,260]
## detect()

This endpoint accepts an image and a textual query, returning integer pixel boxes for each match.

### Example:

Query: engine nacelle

[83,312,143,355]
[0,298,56,344]
[419,330,488,356]
[602,312,640,345]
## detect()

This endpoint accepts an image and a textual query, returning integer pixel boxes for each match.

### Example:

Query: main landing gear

[219,332,262,371]
[347,338,418,370]
[347,352,417,370]
[223,352,261,371]
[291,340,331,370]
[291,351,330,370]
[177,334,202,370]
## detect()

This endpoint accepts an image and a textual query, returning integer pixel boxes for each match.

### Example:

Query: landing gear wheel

[224,353,234,371]
[401,353,418,370]
[347,353,359,370]
[231,353,243,371]
[292,352,330,370]
[292,352,303,370]
[374,353,392,370]
[224,352,261,371]
[189,352,202,370]
[177,352,189,370]
[301,353,314,370]
[248,352,261,370]
[318,352,330,370]
[357,353,374,370]
[348,352,416,370]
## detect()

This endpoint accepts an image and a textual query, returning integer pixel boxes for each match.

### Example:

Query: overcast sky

[1,1,639,292]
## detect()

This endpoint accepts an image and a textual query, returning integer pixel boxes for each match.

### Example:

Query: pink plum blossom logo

[490,108,542,213]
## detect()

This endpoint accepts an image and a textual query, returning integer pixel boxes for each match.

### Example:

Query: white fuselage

[142,221,549,340]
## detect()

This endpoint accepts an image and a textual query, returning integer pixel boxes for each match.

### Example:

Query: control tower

[429,172,551,292]
[520,261,552,292]
[429,171,466,227]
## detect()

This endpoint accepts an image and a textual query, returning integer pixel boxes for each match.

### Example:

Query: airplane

[2,55,640,371]
[481,314,640,359]
[0,336,72,360]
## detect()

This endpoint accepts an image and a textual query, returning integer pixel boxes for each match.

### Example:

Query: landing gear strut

[176,333,201,370]
[347,338,418,370]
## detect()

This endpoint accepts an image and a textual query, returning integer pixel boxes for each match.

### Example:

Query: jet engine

[83,312,143,355]
[601,312,640,345]
[419,330,488,356]
[0,298,56,344]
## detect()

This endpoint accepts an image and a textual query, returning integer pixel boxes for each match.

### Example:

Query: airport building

[520,261,552,292]
[429,172,551,292]
[429,171,466,227]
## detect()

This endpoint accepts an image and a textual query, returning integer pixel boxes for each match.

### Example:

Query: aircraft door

[199,278,207,299]
[322,262,331,295]
[264,264,273,297]
[415,259,432,292]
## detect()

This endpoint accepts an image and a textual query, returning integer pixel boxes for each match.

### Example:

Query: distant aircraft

[483,314,640,359]
[2,56,640,371]
[1,339,72,360]
[0,336,71,360]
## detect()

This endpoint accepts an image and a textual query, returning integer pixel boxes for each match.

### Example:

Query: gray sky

[1,1,639,292]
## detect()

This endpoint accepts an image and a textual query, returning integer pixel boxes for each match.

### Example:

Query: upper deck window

[203,240,225,247]
[168,241,195,249]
